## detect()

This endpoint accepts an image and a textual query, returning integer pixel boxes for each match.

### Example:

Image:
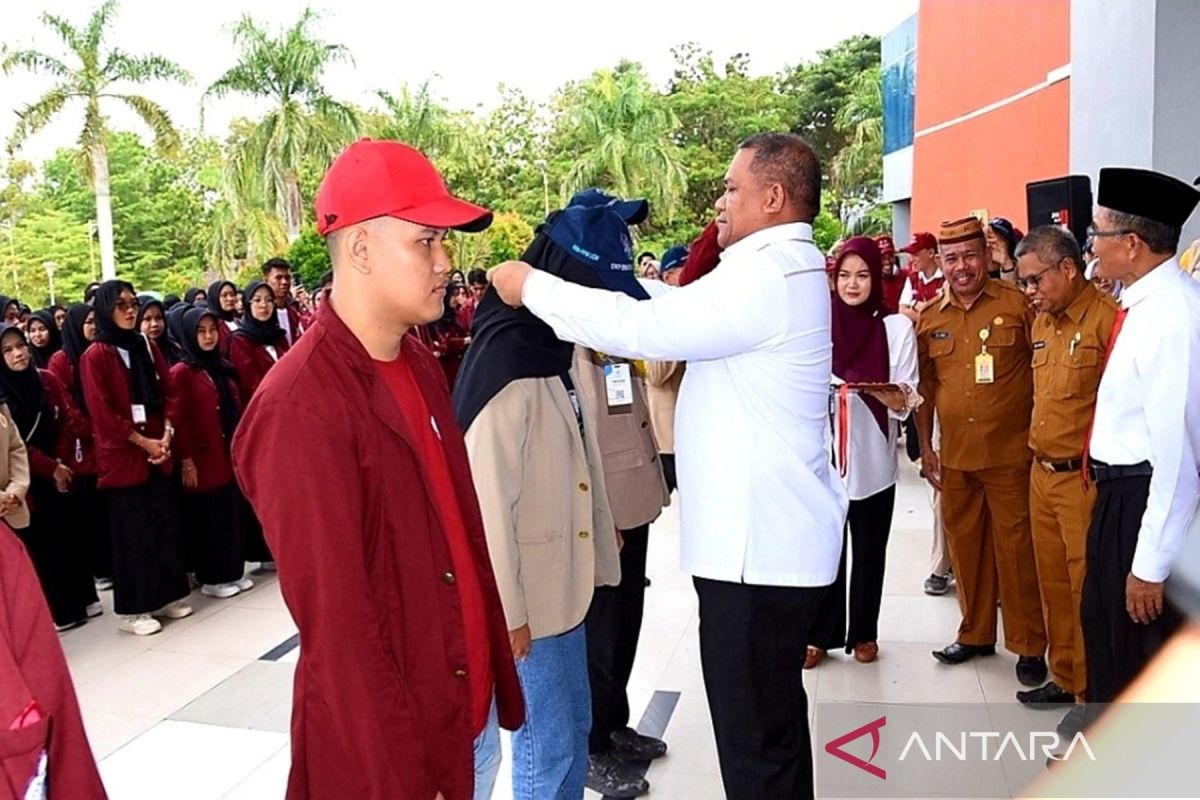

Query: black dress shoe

[610,727,667,762]
[932,642,996,664]
[1016,655,1049,687]
[1016,681,1074,707]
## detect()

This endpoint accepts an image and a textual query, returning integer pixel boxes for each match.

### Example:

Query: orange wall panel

[910,79,1070,234]
[915,0,1070,130]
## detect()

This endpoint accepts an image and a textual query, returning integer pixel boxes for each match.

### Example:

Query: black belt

[1035,456,1083,474]
[1089,460,1153,484]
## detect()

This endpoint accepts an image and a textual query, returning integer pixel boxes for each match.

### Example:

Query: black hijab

[0,326,53,454]
[60,304,93,407]
[452,232,606,431]
[137,298,182,366]
[28,309,63,369]
[233,281,286,347]
[179,308,242,442]
[206,280,238,322]
[184,287,206,306]
[0,296,17,325]
[93,280,164,413]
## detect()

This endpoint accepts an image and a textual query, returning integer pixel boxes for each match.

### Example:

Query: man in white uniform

[1084,166,1200,705]
[490,132,846,800]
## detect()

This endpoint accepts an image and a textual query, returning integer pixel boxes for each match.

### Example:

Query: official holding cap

[490,132,846,800]
[233,139,524,800]
[1082,167,1200,705]
[915,216,1048,686]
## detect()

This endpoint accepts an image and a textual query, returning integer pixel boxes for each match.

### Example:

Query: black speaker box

[1026,175,1093,245]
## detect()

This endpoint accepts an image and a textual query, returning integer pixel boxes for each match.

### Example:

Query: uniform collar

[721,222,813,261]
[1120,256,1179,309]
[939,276,999,312]
[1056,281,1098,325]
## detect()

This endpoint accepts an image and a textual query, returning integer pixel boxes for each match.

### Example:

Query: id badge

[974,353,995,384]
[131,404,148,424]
[604,363,633,413]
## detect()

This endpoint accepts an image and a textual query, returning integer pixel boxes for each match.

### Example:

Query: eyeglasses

[1017,259,1063,291]
[115,300,139,312]
[1086,224,1132,240]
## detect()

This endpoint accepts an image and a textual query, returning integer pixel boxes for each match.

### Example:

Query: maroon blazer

[79,340,178,489]
[46,351,97,476]
[169,363,242,494]
[23,370,88,480]
[232,303,524,800]
[227,333,289,402]
[281,304,305,345]
[0,523,107,798]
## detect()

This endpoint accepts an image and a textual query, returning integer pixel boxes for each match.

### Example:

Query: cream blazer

[464,372,620,640]
[0,404,31,529]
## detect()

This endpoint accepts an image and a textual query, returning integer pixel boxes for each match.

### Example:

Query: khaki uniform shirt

[917,279,1034,471]
[1029,282,1120,460]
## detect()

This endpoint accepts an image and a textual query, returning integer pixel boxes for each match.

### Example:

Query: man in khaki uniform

[916,216,1048,687]
[1015,226,1119,721]
[646,360,684,495]
[573,347,670,796]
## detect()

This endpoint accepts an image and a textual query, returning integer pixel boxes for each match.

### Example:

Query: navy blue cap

[546,205,650,300]
[660,245,688,273]
[568,187,650,226]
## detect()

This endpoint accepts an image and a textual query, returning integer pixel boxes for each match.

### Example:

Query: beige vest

[0,404,31,529]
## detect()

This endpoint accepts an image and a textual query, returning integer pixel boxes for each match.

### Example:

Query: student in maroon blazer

[233,139,524,800]
[0,522,108,799]
[262,257,305,346]
[80,281,191,637]
[205,279,240,349]
[0,325,98,631]
[48,304,113,589]
[227,282,290,401]
[226,281,285,568]
[170,307,253,600]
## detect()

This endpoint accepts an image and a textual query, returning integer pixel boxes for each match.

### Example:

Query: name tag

[131,404,148,424]
[604,363,633,411]
[1032,340,1046,350]
[932,331,951,340]
[974,353,995,384]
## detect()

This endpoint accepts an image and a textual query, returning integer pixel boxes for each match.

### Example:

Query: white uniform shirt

[1092,258,1200,582]
[832,315,919,500]
[522,222,847,587]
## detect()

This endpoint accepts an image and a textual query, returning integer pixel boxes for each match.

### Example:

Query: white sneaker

[119,614,162,636]
[156,600,194,620]
[86,601,104,618]
[95,577,113,591]
[201,583,241,599]
[54,619,86,633]
[235,577,255,592]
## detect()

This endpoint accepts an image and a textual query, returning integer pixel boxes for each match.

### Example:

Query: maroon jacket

[281,304,305,346]
[23,370,88,480]
[232,302,524,800]
[169,363,242,494]
[79,341,178,489]
[227,333,289,402]
[0,523,107,798]
[46,351,97,476]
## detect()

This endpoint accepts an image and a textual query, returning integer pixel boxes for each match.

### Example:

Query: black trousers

[106,470,190,616]
[17,477,97,626]
[809,485,896,651]
[239,490,274,563]
[661,453,677,495]
[586,523,650,753]
[75,474,112,581]
[695,576,826,800]
[1080,475,1183,703]
[182,483,246,586]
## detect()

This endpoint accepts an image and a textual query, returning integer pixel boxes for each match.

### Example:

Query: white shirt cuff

[1131,547,1171,583]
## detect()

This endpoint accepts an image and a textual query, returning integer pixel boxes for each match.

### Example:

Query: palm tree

[373,79,486,176]
[3,0,191,281]
[830,66,883,231]
[558,66,687,221]
[204,9,358,242]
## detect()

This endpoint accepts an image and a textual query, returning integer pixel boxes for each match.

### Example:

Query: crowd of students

[0,260,324,636]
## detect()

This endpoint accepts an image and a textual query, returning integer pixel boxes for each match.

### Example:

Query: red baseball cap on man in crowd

[900,232,937,254]
[875,235,895,254]
[315,138,493,236]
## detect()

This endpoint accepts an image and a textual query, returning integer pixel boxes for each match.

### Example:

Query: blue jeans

[473,701,501,800]
[511,624,590,799]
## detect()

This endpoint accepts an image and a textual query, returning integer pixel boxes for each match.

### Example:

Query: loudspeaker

[1026,175,1093,245]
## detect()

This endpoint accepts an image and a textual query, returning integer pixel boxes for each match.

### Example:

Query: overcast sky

[2,0,916,167]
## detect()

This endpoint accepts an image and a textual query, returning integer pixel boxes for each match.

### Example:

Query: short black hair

[467,268,487,285]
[1016,225,1084,277]
[1103,208,1180,256]
[262,257,293,276]
[637,251,655,263]
[738,132,822,221]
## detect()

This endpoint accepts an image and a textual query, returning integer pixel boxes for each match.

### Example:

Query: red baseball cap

[875,234,895,253]
[315,138,492,236]
[899,232,937,254]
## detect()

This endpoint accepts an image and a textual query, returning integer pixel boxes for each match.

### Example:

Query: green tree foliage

[287,224,331,289]
[204,9,359,242]
[2,0,191,280]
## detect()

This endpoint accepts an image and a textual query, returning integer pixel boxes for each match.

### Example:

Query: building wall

[909,0,1071,234]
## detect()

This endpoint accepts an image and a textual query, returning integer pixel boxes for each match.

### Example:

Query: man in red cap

[898,231,944,322]
[876,234,906,313]
[233,138,524,800]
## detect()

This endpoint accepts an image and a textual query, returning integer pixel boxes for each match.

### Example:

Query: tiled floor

[60,460,1049,798]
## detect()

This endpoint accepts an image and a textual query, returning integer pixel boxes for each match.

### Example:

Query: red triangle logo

[824,715,887,780]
